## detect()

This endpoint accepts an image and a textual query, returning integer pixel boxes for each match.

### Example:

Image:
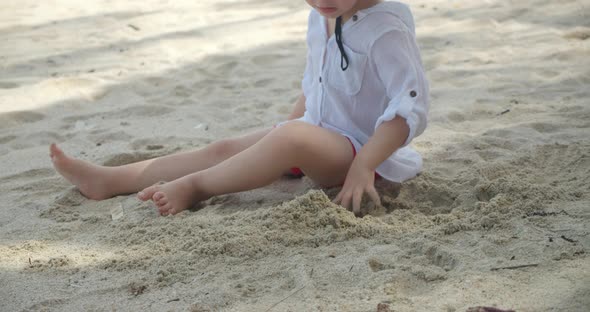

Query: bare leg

[50,128,271,200]
[139,121,355,215]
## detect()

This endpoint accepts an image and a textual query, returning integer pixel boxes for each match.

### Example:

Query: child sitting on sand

[50,0,429,217]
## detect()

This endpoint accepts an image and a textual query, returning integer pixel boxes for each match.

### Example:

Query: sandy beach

[1,0,589,311]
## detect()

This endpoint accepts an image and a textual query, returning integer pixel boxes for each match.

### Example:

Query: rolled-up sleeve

[372,29,429,147]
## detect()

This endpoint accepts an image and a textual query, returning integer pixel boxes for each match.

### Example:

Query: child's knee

[209,139,239,158]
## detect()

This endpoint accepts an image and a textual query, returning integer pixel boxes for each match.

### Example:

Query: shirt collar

[349,1,415,34]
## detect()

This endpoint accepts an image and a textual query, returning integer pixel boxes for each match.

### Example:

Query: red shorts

[289,137,381,180]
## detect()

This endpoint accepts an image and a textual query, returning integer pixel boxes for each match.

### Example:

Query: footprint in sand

[59,116,100,131]
[0,146,10,156]
[254,102,272,110]
[23,298,70,311]
[538,69,560,79]
[61,112,103,124]
[0,168,55,186]
[26,255,73,271]
[563,27,590,40]
[422,55,448,71]
[528,121,560,133]
[9,132,67,150]
[208,100,232,109]
[129,138,179,151]
[0,81,20,89]
[446,111,466,123]
[234,105,251,113]
[409,242,458,272]
[0,135,18,144]
[387,173,458,215]
[60,106,172,131]
[10,176,64,198]
[251,54,285,66]
[102,151,161,166]
[143,77,168,88]
[102,105,174,118]
[216,60,239,73]
[0,111,45,129]
[253,78,273,88]
[173,85,192,98]
[88,130,134,145]
[41,77,107,101]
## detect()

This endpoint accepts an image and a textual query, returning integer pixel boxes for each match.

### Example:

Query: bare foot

[137,176,207,216]
[49,143,116,200]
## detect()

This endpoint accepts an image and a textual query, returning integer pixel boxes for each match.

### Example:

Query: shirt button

[319,76,322,83]
[410,90,417,97]
[352,15,358,21]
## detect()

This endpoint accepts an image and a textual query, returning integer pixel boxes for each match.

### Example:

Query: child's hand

[333,162,381,216]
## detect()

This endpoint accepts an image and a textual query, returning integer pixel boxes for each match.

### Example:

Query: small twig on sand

[498,109,510,115]
[166,298,180,303]
[127,24,140,31]
[265,286,306,312]
[349,265,354,272]
[491,263,539,271]
[560,235,578,243]
[467,307,515,312]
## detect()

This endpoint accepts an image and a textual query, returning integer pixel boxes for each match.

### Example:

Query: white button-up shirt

[298,1,429,183]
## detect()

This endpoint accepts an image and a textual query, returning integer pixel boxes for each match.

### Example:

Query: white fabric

[297,1,429,183]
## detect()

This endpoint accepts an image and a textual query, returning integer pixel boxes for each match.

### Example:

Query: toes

[159,203,172,215]
[153,191,165,202]
[155,196,168,207]
[49,143,64,160]
[138,185,159,201]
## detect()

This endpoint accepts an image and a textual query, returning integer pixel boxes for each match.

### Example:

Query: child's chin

[318,11,340,18]
[316,7,341,17]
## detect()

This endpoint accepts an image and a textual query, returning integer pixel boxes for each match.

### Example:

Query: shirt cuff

[375,94,420,147]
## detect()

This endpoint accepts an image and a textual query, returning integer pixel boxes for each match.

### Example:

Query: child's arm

[334,27,429,216]
[333,115,409,215]
[287,93,306,120]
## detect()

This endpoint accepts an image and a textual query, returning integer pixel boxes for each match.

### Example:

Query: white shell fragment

[110,203,124,220]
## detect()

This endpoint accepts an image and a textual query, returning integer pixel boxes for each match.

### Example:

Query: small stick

[166,298,180,303]
[491,263,539,271]
[349,265,354,272]
[310,268,314,277]
[467,307,515,312]
[127,24,140,31]
[498,109,510,115]
[265,286,306,312]
[561,235,578,243]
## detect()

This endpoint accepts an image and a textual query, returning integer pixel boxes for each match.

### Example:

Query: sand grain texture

[1,0,589,311]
